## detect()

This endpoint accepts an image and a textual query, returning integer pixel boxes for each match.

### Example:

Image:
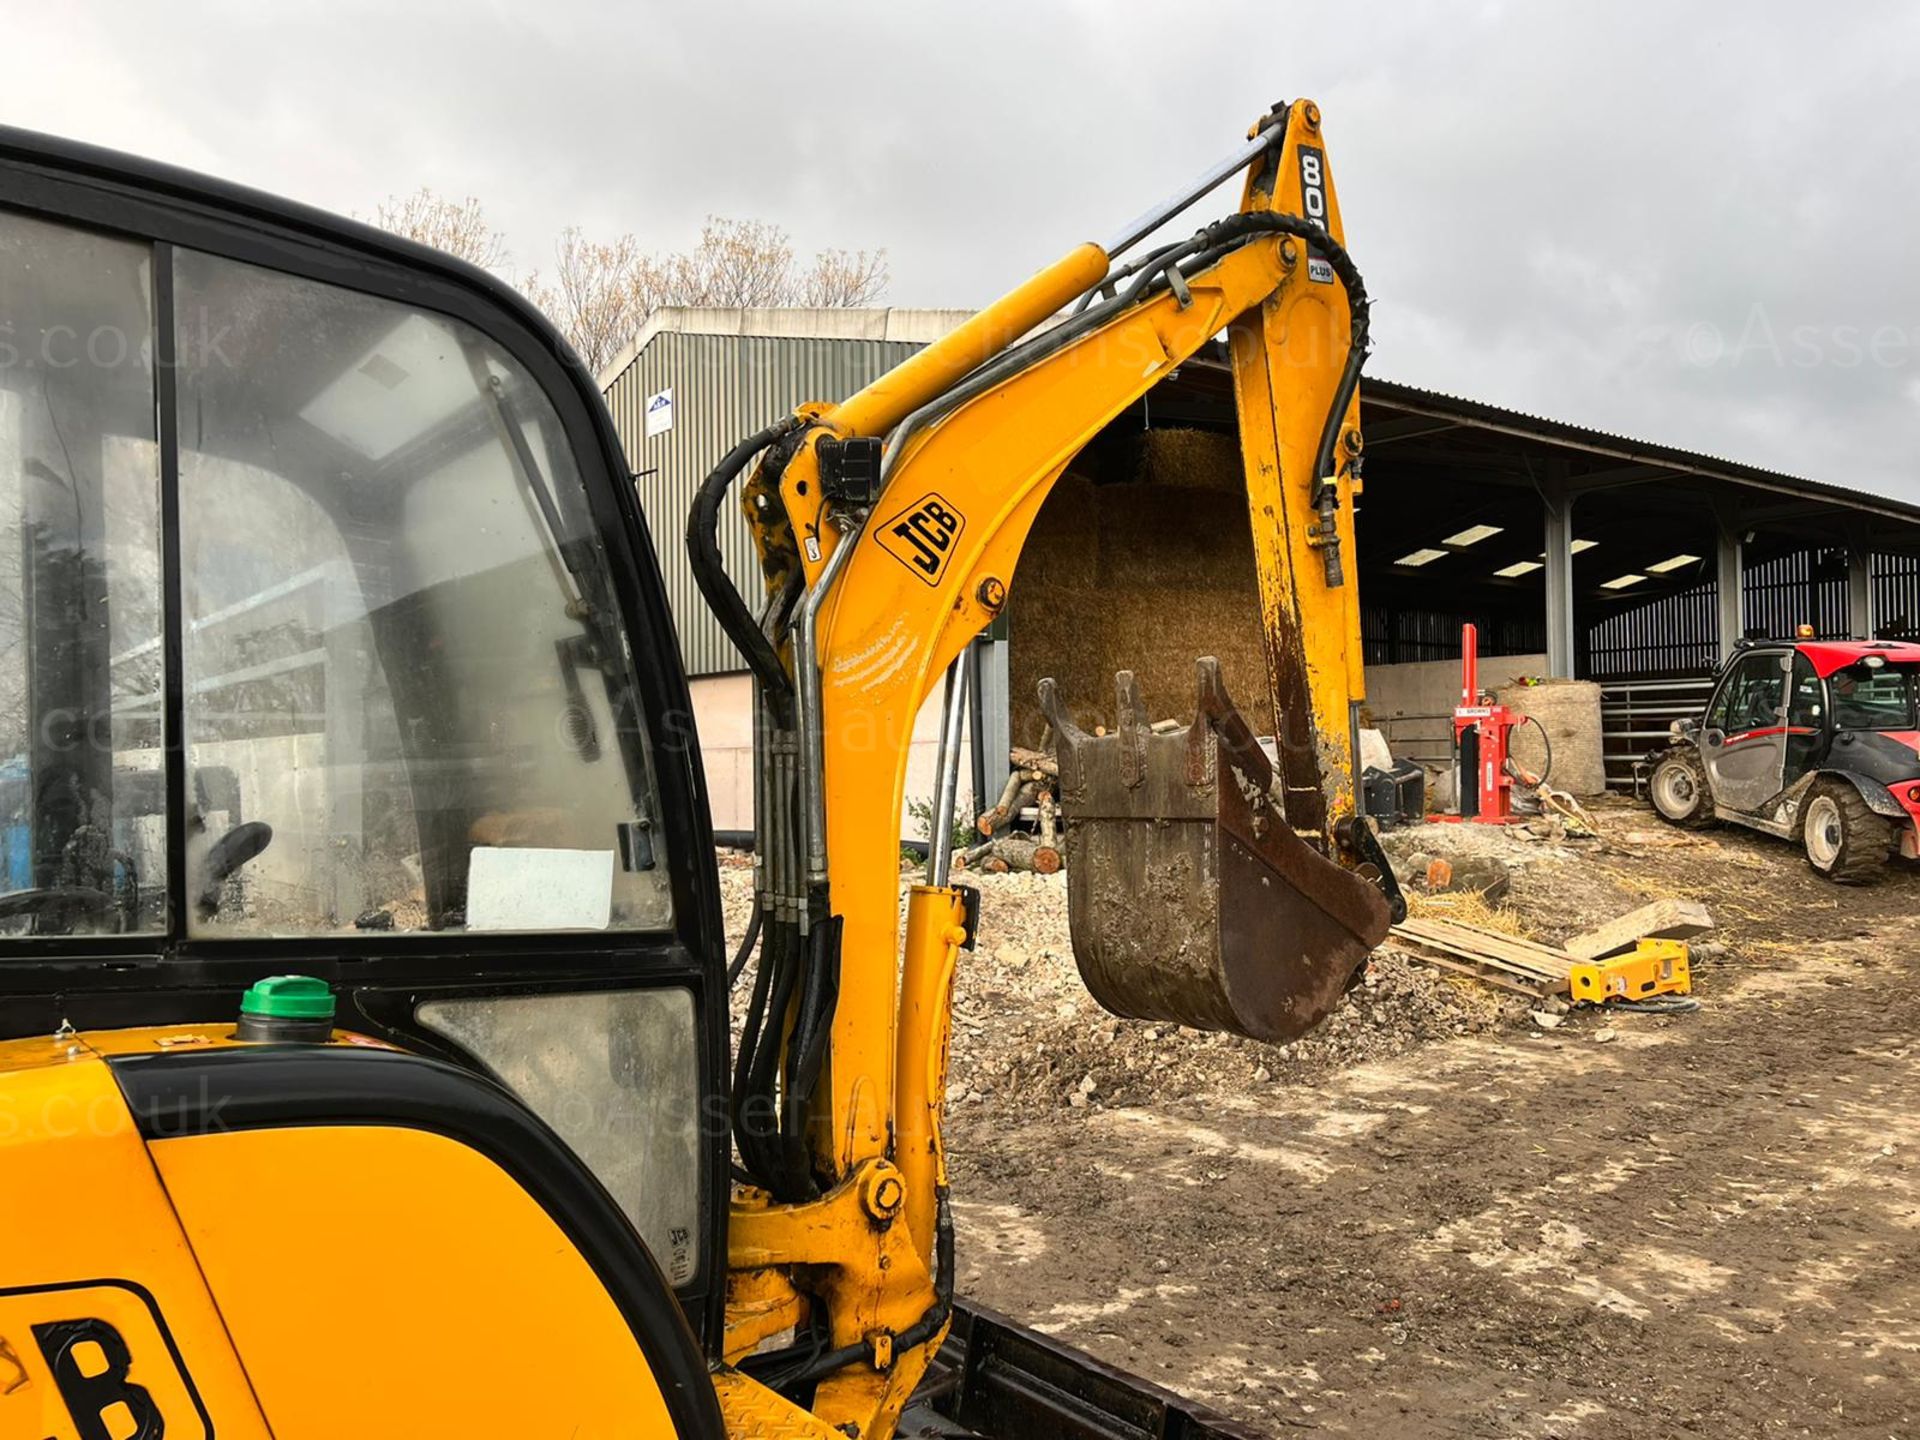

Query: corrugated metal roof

[1363,376,1920,526]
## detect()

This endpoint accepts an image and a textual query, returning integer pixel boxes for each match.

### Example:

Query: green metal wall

[605,330,923,677]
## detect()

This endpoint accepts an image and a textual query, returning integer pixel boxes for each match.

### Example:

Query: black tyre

[1801,780,1894,884]
[1649,749,1714,828]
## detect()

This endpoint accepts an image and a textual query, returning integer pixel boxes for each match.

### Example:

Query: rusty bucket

[1042,659,1393,1044]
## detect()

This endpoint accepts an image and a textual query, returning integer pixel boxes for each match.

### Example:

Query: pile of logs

[961,746,1063,874]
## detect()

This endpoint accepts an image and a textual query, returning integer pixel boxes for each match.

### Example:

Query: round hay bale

[1495,679,1605,796]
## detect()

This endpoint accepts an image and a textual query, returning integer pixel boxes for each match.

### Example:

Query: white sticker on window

[466,847,615,931]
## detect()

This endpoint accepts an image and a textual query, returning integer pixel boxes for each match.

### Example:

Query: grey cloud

[5,0,1914,496]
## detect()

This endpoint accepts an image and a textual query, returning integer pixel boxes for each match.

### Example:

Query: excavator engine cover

[1042,660,1391,1043]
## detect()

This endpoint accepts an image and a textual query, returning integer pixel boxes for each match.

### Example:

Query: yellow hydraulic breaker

[1568,939,1692,1005]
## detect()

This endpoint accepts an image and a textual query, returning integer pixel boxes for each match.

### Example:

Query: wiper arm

[459,344,592,619]
[196,821,274,920]
[0,887,112,929]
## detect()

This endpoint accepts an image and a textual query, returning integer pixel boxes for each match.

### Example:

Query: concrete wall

[1364,653,1550,721]
[689,673,973,841]
[1362,653,1550,771]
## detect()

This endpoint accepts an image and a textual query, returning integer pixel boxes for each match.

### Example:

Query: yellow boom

[697,97,1395,1436]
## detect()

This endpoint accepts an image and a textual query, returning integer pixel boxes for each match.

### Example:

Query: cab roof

[1796,640,1920,678]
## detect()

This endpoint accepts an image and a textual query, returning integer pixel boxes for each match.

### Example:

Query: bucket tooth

[1048,658,1391,1044]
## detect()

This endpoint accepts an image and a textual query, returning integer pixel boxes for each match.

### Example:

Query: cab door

[1703,650,1792,812]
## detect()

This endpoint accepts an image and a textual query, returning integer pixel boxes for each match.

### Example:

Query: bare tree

[524,229,654,377]
[798,248,890,308]
[666,218,795,308]
[524,216,890,375]
[366,188,508,271]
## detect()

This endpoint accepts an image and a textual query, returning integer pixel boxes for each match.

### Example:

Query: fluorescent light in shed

[1601,573,1647,590]
[1443,524,1504,547]
[1396,548,1449,567]
[1646,553,1701,573]
[1571,539,1598,554]
[1495,560,1543,578]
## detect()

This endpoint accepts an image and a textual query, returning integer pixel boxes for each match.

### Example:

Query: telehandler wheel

[1649,749,1715,828]
[1801,780,1894,884]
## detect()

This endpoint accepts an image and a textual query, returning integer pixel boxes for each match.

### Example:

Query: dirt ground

[718,805,1920,1435]
[940,808,1920,1438]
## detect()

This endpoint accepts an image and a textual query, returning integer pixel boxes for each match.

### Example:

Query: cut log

[961,835,1063,874]
[1010,745,1059,778]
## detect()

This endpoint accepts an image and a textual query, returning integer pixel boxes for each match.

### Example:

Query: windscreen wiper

[0,887,113,931]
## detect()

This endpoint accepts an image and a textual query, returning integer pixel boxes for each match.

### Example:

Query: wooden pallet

[1388,915,1575,998]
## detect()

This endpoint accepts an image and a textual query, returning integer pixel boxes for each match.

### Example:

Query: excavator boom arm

[693,99,1393,1438]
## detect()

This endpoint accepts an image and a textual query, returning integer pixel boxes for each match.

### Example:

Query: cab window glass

[1829,661,1918,731]
[0,211,164,935]
[175,251,669,936]
[1787,654,1823,729]
[416,989,703,1285]
[1711,654,1785,733]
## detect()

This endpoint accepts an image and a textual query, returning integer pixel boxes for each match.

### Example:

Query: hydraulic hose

[730,916,780,1181]
[1609,995,1701,1014]
[725,904,763,990]
[778,914,841,1193]
[740,919,802,1194]
[1504,712,1554,788]
[1191,210,1370,511]
[749,1184,954,1391]
[1524,712,1554,786]
[890,1185,956,1356]
[687,415,802,713]
[876,209,1369,559]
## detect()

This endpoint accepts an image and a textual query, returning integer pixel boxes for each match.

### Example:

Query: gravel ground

[716,838,1535,1117]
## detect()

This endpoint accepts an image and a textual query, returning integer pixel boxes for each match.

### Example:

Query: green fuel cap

[240,975,336,1023]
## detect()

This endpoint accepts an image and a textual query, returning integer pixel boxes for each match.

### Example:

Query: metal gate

[1600,675,1714,792]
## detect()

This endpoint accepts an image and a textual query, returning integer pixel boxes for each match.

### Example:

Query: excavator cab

[0,128,732,1437]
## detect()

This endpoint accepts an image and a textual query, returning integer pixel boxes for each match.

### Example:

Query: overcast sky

[10,2,1917,499]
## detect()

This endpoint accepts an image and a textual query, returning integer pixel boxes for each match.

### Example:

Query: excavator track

[900,1300,1268,1439]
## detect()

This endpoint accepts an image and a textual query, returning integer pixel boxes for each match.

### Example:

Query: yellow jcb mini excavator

[0,99,1395,1439]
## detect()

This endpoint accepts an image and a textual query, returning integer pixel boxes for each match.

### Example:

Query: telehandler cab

[0,100,1393,1438]
[1650,636,1920,882]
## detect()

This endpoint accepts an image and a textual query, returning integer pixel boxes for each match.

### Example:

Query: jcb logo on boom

[876,492,967,586]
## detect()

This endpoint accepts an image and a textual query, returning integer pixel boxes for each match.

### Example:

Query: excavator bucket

[1041,659,1392,1044]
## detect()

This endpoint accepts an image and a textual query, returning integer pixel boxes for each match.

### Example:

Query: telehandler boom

[0,99,1392,1439]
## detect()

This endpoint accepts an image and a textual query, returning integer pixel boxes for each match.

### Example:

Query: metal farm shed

[603,307,971,677]
[601,309,1920,820]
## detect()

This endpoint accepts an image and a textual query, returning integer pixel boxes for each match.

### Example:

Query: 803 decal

[1299,145,1335,284]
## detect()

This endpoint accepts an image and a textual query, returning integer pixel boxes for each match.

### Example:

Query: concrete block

[1565,898,1714,962]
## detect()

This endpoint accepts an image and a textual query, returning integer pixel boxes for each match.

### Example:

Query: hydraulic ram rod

[1101,122,1287,257]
